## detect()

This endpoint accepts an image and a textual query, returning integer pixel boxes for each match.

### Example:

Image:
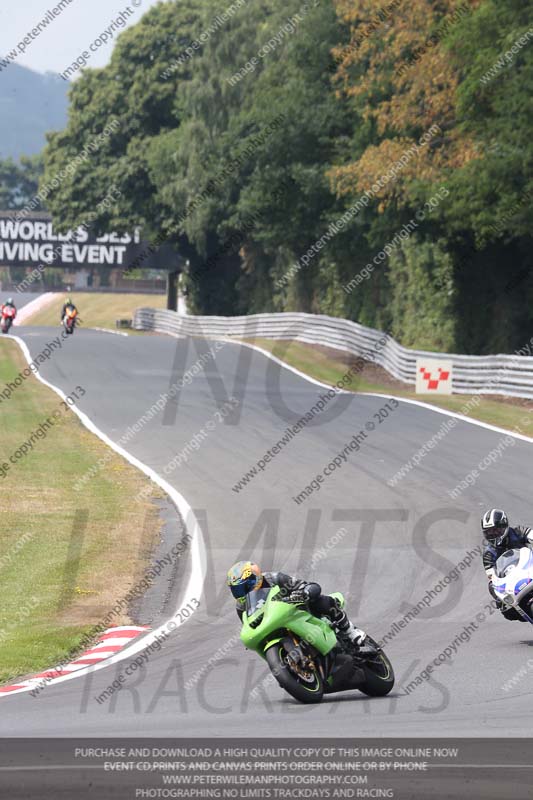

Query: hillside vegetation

[0,63,68,160]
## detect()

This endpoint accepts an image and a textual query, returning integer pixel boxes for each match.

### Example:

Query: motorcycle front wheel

[265,643,324,704]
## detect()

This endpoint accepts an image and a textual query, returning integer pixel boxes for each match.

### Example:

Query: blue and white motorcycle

[492,548,533,623]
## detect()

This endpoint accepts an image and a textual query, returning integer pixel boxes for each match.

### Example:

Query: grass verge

[248,338,533,438]
[23,291,167,331]
[0,339,163,684]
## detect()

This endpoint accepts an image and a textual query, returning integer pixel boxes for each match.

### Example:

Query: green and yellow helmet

[226,561,263,600]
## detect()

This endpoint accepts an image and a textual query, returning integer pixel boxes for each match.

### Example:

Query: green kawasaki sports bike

[241,586,394,703]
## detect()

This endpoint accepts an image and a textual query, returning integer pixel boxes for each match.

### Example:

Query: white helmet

[481,508,509,546]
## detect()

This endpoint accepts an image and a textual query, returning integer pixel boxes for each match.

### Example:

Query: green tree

[0,155,43,210]
[42,0,204,240]
[148,0,357,313]
[388,236,457,351]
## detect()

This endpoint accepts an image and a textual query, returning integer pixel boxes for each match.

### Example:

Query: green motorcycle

[240,585,394,704]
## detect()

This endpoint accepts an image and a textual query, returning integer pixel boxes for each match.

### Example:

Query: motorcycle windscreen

[494,549,521,578]
[245,587,271,616]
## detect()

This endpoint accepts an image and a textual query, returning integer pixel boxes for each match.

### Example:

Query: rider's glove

[287,590,307,604]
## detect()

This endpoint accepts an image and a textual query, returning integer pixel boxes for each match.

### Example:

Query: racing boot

[332,608,367,650]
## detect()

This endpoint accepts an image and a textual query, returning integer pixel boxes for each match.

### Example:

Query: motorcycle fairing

[493,548,533,596]
[240,585,338,657]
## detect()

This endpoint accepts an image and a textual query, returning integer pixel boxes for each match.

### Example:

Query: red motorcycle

[1,306,16,334]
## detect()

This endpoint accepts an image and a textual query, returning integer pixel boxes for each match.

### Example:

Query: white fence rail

[133,308,533,399]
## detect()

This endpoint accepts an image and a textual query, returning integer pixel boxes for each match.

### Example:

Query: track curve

[2,325,532,737]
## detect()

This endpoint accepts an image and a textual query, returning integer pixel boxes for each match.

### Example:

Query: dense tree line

[39,0,533,354]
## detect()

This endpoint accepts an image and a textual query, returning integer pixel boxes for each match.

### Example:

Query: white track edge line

[89,327,129,336]
[14,293,57,325]
[224,339,533,445]
[2,334,207,698]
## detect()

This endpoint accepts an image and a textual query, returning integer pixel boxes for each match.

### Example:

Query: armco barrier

[133,308,533,400]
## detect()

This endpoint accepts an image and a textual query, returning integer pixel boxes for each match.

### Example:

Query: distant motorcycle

[240,585,394,703]
[63,307,78,335]
[491,547,533,623]
[1,306,16,334]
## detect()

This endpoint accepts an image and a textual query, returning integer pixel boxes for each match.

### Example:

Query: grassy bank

[24,292,167,330]
[0,339,162,684]
[249,338,533,438]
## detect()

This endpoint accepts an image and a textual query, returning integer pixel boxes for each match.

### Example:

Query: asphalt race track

[2,325,533,737]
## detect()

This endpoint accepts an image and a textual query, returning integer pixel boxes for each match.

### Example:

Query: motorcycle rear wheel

[357,637,395,696]
[265,643,324,704]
